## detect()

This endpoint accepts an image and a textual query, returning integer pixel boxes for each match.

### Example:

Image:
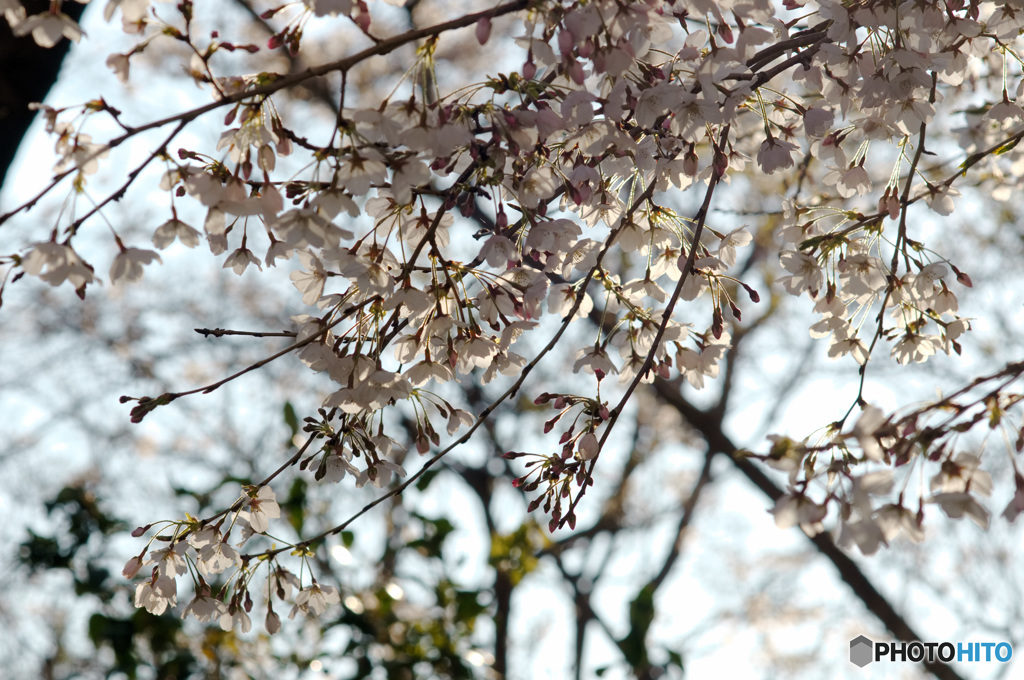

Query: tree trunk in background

[0,1,88,190]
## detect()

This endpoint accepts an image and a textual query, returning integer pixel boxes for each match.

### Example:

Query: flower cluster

[4,0,1024,627]
[757,363,1024,555]
[123,484,344,633]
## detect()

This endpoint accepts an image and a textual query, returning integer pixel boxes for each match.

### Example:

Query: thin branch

[0,0,531,227]
[651,378,967,680]
[194,327,297,338]
[561,125,730,526]
[645,448,714,594]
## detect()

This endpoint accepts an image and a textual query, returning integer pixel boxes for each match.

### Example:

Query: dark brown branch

[652,378,966,680]
[194,327,296,338]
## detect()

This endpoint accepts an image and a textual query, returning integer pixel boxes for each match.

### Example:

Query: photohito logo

[849,636,1013,667]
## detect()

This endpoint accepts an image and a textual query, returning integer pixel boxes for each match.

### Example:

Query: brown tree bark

[0,1,87,189]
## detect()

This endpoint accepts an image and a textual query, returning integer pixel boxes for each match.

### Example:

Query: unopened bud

[523,58,536,80]
[476,17,491,45]
[578,432,599,460]
[122,555,144,579]
[265,609,281,634]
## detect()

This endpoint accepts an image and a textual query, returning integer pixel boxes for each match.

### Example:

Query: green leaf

[621,585,656,667]
[415,468,440,491]
[993,137,1021,155]
[283,401,299,437]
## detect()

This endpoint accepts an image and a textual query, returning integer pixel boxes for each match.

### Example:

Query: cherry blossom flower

[803,106,834,137]
[838,519,886,556]
[875,503,925,543]
[337,149,387,196]
[827,330,869,365]
[183,593,229,623]
[834,165,871,198]
[271,209,351,249]
[930,454,992,496]
[756,137,799,174]
[778,251,824,297]
[405,359,454,388]
[152,218,201,249]
[196,535,241,577]
[21,241,97,289]
[929,492,990,529]
[265,238,293,268]
[135,575,177,615]
[516,166,559,209]
[147,542,188,578]
[246,485,282,534]
[222,246,262,275]
[716,228,751,268]
[311,189,359,220]
[290,250,327,304]
[389,156,431,205]
[548,283,593,320]
[103,0,150,33]
[482,349,526,384]
[838,253,887,304]
[446,408,474,435]
[849,405,888,462]
[890,332,941,365]
[356,459,406,489]
[54,129,108,175]
[1001,474,1024,523]
[321,447,361,483]
[289,583,340,619]
[106,53,131,83]
[572,345,617,377]
[923,185,960,216]
[110,247,161,284]
[771,493,827,536]
[914,263,948,298]
[265,567,301,601]
[480,235,517,268]
[220,606,252,633]
[13,8,82,47]
[454,334,499,375]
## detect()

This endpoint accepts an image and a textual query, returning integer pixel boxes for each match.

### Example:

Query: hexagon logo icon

[850,635,873,667]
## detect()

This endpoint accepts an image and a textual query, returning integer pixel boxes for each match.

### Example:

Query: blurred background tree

[3,2,1024,680]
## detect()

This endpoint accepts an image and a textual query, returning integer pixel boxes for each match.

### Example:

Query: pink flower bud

[558,29,575,56]
[265,609,281,634]
[717,22,734,44]
[476,17,491,45]
[578,433,599,461]
[122,555,144,579]
[567,60,585,85]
